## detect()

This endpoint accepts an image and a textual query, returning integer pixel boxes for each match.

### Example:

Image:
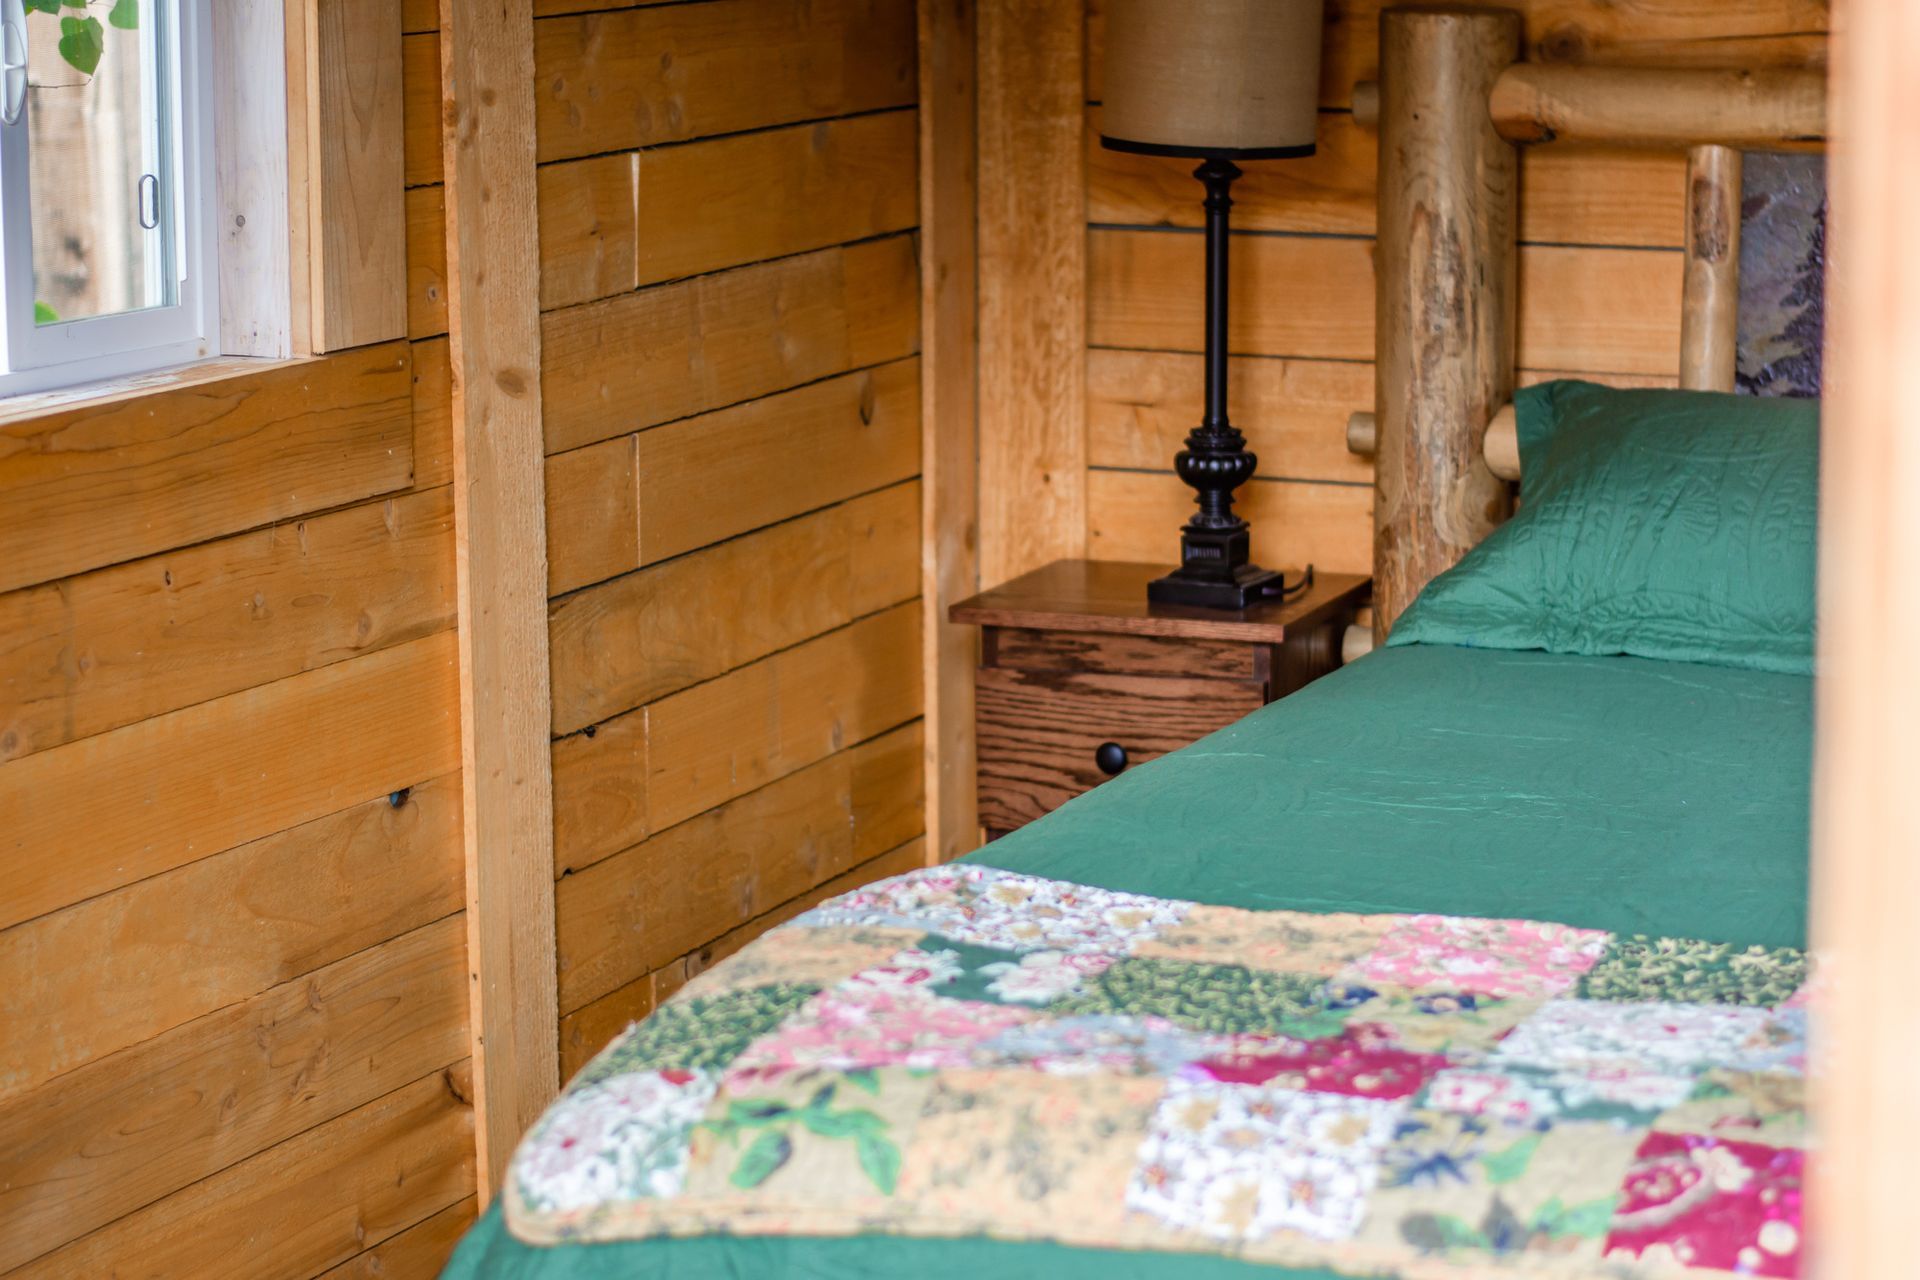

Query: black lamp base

[1148,562,1286,610]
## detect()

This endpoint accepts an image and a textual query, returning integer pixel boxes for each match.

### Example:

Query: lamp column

[1147,157,1283,610]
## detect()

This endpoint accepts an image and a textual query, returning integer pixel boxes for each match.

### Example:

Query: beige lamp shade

[1101,0,1324,158]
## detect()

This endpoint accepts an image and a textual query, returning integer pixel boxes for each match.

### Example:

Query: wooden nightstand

[950,560,1371,838]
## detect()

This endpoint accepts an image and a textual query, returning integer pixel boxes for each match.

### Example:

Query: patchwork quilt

[505,867,1812,1278]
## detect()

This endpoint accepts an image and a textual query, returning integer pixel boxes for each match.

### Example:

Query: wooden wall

[528,0,930,1080]
[0,6,473,1273]
[1029,0,1830,579]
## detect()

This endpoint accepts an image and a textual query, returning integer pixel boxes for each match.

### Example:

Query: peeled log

[1372,8,1519,640]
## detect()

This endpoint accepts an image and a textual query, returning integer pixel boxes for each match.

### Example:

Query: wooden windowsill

[0,353,316,427]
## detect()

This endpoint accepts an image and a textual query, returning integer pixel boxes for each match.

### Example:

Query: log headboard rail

[1345,6,1828,640]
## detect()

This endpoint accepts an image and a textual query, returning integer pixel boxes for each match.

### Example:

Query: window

[0,0,217,394]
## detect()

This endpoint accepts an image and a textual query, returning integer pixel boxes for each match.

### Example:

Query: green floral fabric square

[1049,956,1329,1035]
[1575,937,1806,1006]
[578,984,821,1085]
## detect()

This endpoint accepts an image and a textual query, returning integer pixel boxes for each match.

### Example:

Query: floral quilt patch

[506,865,1811,1278]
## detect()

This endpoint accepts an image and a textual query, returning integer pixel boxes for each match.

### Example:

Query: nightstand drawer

[975,665,1263,833]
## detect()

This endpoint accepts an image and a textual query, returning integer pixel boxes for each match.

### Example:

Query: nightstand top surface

[950,560,1370,643]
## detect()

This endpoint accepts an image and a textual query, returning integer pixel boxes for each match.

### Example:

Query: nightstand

[950,560,1371,838]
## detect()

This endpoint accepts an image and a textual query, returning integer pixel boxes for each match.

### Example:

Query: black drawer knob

[1094,741,1128,776]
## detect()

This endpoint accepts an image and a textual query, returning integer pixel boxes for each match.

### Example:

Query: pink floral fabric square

[1605,1131,1804,1277]
[1355,915,1611,999]
[726,982,1034,1082]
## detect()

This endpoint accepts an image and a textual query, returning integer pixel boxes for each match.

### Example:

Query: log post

[1372,8,1520,640]
[1680,144,1743,392]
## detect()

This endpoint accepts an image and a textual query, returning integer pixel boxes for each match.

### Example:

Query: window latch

[1,5,26,128]
[138,172,159,230]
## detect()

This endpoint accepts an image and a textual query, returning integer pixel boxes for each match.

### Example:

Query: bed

[443,10,1824,1279]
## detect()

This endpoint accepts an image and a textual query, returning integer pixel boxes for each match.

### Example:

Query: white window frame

[0,0,221,396]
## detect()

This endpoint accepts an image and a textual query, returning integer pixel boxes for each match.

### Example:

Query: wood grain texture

[645,600,921,836]
[1085,0,1830,108]
[532,0,916,163]
[919,0,981,864]
[0,915,468,1271]
[1808,0,1920,1271]
[1087,470,1373,577]
[407,183,449,339]
[305,0,408,349]
[213,0,294,357]
[1088,348,1373,485]
[541,235,919,455]
[976,665,1262,832]
[551,702,648,880]
[0,631,461,933]
[315,1197,476,1280]
[402,32,441,186]
[0,343,413,595]
[543,435,639,597]
[0,775,462,1101]
[548,481,920,734]
[1679,144,1742,391]
[978,0,1086,587]
[1088,229,1683,375]
[0,487,454,763]
[556,726,922,1013]
[1371,9,1520,637]
[991,628,1259,682]
[633,359,922,565]
[1489,62,1826,149]
[538,153,640,312]
[7,1064,473,1280]
[413,336,456,488]
[439,0,561,1197]
[951,558,1371,644]
[1088,107,1687,248]
[632,111,920,286]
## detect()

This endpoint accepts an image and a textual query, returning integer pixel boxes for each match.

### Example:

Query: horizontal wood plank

[556,724,924,1012]
[1085,0,1830,107]
[544,435,639,596]
[0,488,454,763]
[0,916,468,1271]
[0,345,414,594]
[677,832,928,988]
[1088,228,1683,376]
[1086,470,1373,576]
[1088,107,1688,247]
[634,110,920,285]
[0,631,462,932]
[541,234,919,455]
[0,775,461,1099]
[8,1064,474,1280]
[635,358,922,564]
[1087,349,1373,484]
[548,481,920,734]
[538,153,640,311]
[315,1197,477,1280]
[645,600,922,836]
[533,0,916,162]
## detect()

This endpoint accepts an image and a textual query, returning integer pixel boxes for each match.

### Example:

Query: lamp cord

[1258,564,1315,600]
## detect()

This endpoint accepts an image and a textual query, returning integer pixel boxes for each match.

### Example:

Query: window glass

[24,0,174,328]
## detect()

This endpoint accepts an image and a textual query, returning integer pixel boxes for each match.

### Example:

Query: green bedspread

[443,643,1811,1279]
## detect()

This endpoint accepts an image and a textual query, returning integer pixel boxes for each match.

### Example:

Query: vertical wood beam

[304,0,407,350]
[1679,144,1742,392]
[1371,7,1519,640]
[439,0,559,1200]
[1810,0,1920,1273]
[977,0,1086,587]
[919,0,982,862]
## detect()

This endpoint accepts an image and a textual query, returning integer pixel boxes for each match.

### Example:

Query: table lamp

[1100,0,1325,609]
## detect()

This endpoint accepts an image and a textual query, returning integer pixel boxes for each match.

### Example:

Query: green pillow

[1386,380,1818,674]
